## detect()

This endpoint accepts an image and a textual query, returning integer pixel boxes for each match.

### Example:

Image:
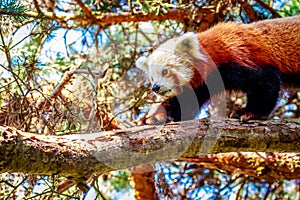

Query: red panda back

[197,16,300,74]
[253,16,300,74]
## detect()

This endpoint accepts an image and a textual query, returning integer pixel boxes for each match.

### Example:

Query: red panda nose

[152,84,161,93]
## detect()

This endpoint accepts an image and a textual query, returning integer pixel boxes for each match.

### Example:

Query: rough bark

[1,118,300,179]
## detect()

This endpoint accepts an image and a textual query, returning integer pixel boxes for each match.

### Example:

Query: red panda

[136,16,300,122]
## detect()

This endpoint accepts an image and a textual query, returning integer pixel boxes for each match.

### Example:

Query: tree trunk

[1,118,300,179]
[131,164,158,200]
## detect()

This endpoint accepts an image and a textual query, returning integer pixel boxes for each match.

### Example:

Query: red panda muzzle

[151,84,161,93]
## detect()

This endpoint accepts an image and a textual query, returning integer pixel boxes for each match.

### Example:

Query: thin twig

[255,0,282,18]
[36,69,106,109]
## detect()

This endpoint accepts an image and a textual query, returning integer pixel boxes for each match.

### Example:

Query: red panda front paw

[137,103,168,125]
[229,108,269,121]
[228,109,255,121]
[137,115,167,125]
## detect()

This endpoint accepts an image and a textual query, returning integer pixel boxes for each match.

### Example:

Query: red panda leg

[229,108,269,121]
[227,66,281,121]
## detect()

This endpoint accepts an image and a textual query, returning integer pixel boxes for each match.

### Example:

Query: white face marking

[136,32,207,98]
[145,50,193,97]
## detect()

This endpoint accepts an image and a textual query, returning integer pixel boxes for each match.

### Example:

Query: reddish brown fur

[193,16,300,86]
[190,65,205,88]
[168,71,180,87]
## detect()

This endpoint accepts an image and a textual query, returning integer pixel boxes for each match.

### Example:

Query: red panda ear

[136,56,149,72]
[174,32,207,62]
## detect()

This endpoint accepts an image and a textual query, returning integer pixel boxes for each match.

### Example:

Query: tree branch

[179,152,300,181]
[1,118,300,179]
[0,9,190,27]
[74,0,95,20]
[237,0,259,21]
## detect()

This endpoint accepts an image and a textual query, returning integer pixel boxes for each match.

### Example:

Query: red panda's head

[136,32,208,98]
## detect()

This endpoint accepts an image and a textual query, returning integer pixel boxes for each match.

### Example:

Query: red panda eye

[162,69,168,76]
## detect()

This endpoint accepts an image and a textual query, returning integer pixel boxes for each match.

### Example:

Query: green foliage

[108,171,131,192]
[279,0,300,16]
[0,0,27,15]
[0,0,28,33]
